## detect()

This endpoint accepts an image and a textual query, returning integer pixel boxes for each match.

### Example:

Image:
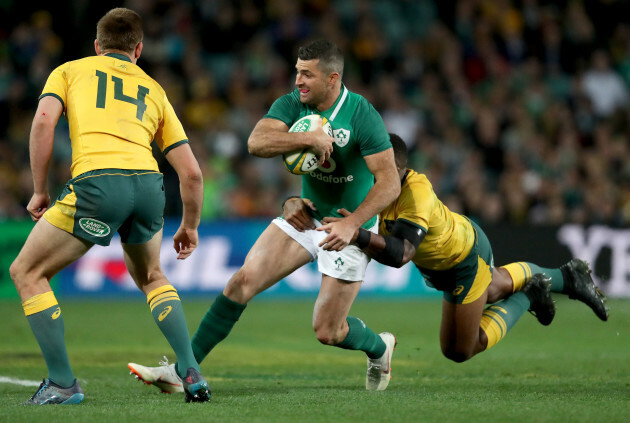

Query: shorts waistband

[72,169,161,182]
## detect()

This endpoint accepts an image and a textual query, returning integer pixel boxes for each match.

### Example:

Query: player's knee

[9,258,34,286]
[224,268,256,303]
[9,258,43,298]
[146,268,167,286]
[442,346,474,363]
[313,323,344,346]
[9,259,23,284]
[314,328,335,345]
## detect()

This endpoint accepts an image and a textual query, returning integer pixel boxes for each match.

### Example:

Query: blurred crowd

[2,0,630,226]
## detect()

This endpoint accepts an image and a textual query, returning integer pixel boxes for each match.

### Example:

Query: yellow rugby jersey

[378,169,475,270]
[40,53,187,177]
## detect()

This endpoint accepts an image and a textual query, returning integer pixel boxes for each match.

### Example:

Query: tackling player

[128,39,401,393]
[10,8,209,404]
[310,133,608,362]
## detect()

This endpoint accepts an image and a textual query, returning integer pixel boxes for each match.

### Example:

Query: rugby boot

[128,356,184,393]
[523,274,555,326]
[366,332,397,391]
[182,367,210,403]
[25,378,84,405]
[560,259,608,321]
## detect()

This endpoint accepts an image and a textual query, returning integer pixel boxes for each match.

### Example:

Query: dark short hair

[389,133,408,169]
[297,39,344,77]
[96,8,143,53]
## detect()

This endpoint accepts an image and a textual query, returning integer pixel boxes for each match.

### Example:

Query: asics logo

[452,285,465,296]
[51,308,61,320]
[158,306,172,321]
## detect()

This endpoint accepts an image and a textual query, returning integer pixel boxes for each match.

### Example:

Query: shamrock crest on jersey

[333,128,350,147]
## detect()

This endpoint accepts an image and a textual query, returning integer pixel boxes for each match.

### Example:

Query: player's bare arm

[27,96,63,221]
[318,148,400,251]
[165,143,203,260]
[248,117,334,164]
[323,208,422,267]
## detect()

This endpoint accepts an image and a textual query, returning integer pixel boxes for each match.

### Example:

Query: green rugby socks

[501,262,564,292]
[147,285,199,376]
[480,292,530,350]
[337,316,386,359]
[191,293,247,364]
[23,291,75,387]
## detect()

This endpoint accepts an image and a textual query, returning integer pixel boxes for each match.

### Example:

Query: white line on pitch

[0,376,41,387]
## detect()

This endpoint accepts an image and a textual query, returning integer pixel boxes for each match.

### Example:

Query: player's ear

[328,72,339,86]
[134,42,143,61]
[94,39,101,55]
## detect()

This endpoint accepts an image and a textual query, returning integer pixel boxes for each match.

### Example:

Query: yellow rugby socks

[480,292,530,350]
[337,316,386,359]
[23,291,75,387]
[147,285,198,376]
[501,262,564,292]
[191,293,246,364]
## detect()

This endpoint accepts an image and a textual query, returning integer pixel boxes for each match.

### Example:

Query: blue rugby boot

[25,378,84,405]
[182,368,210,403]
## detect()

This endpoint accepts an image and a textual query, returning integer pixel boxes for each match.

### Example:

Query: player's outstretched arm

[165,143,203,259]
[323,208,423,268]
[28,96,63,221]
[318,148,400,251]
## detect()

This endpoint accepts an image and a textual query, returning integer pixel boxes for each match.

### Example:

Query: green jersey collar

[104,53,132,62]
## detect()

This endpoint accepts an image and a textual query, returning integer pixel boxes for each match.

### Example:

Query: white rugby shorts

[272,216,377,282]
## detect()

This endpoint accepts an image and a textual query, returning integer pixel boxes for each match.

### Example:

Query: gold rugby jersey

[378,169,475,270]
[40,53,186,177]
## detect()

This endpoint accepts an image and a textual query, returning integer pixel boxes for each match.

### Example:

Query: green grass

[1,297,629,422]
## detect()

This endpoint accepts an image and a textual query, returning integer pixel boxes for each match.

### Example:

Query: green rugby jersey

[264,85,391,228]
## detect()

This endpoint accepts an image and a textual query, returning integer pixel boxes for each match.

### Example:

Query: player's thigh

[233,223,312,291]
[313,274,361,331]
[122,229,164,291]
[12,219,92,299]
[440,291,488,355]
[436,240,493,353]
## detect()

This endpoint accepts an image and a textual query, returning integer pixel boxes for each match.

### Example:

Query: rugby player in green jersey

[311,133,608,363]
[10,8,209,404]
[128,40,401,392]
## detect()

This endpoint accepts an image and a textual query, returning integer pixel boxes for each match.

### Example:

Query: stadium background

[1,0,630,298]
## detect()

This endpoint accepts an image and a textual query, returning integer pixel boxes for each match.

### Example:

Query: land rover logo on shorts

[333,128,350,147]
[79,218,111,237]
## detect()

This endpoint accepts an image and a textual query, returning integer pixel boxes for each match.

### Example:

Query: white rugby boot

[128,356,184,393]
[366,332,397,391]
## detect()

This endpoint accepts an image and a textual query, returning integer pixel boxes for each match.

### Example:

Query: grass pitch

[1,297,628,422]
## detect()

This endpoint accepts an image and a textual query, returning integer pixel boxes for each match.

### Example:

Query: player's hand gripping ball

[283,115,333,175]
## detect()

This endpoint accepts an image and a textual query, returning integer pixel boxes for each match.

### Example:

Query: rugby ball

[283,115,333,175]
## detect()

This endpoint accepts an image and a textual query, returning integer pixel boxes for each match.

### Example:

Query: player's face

[295,59,333,107]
